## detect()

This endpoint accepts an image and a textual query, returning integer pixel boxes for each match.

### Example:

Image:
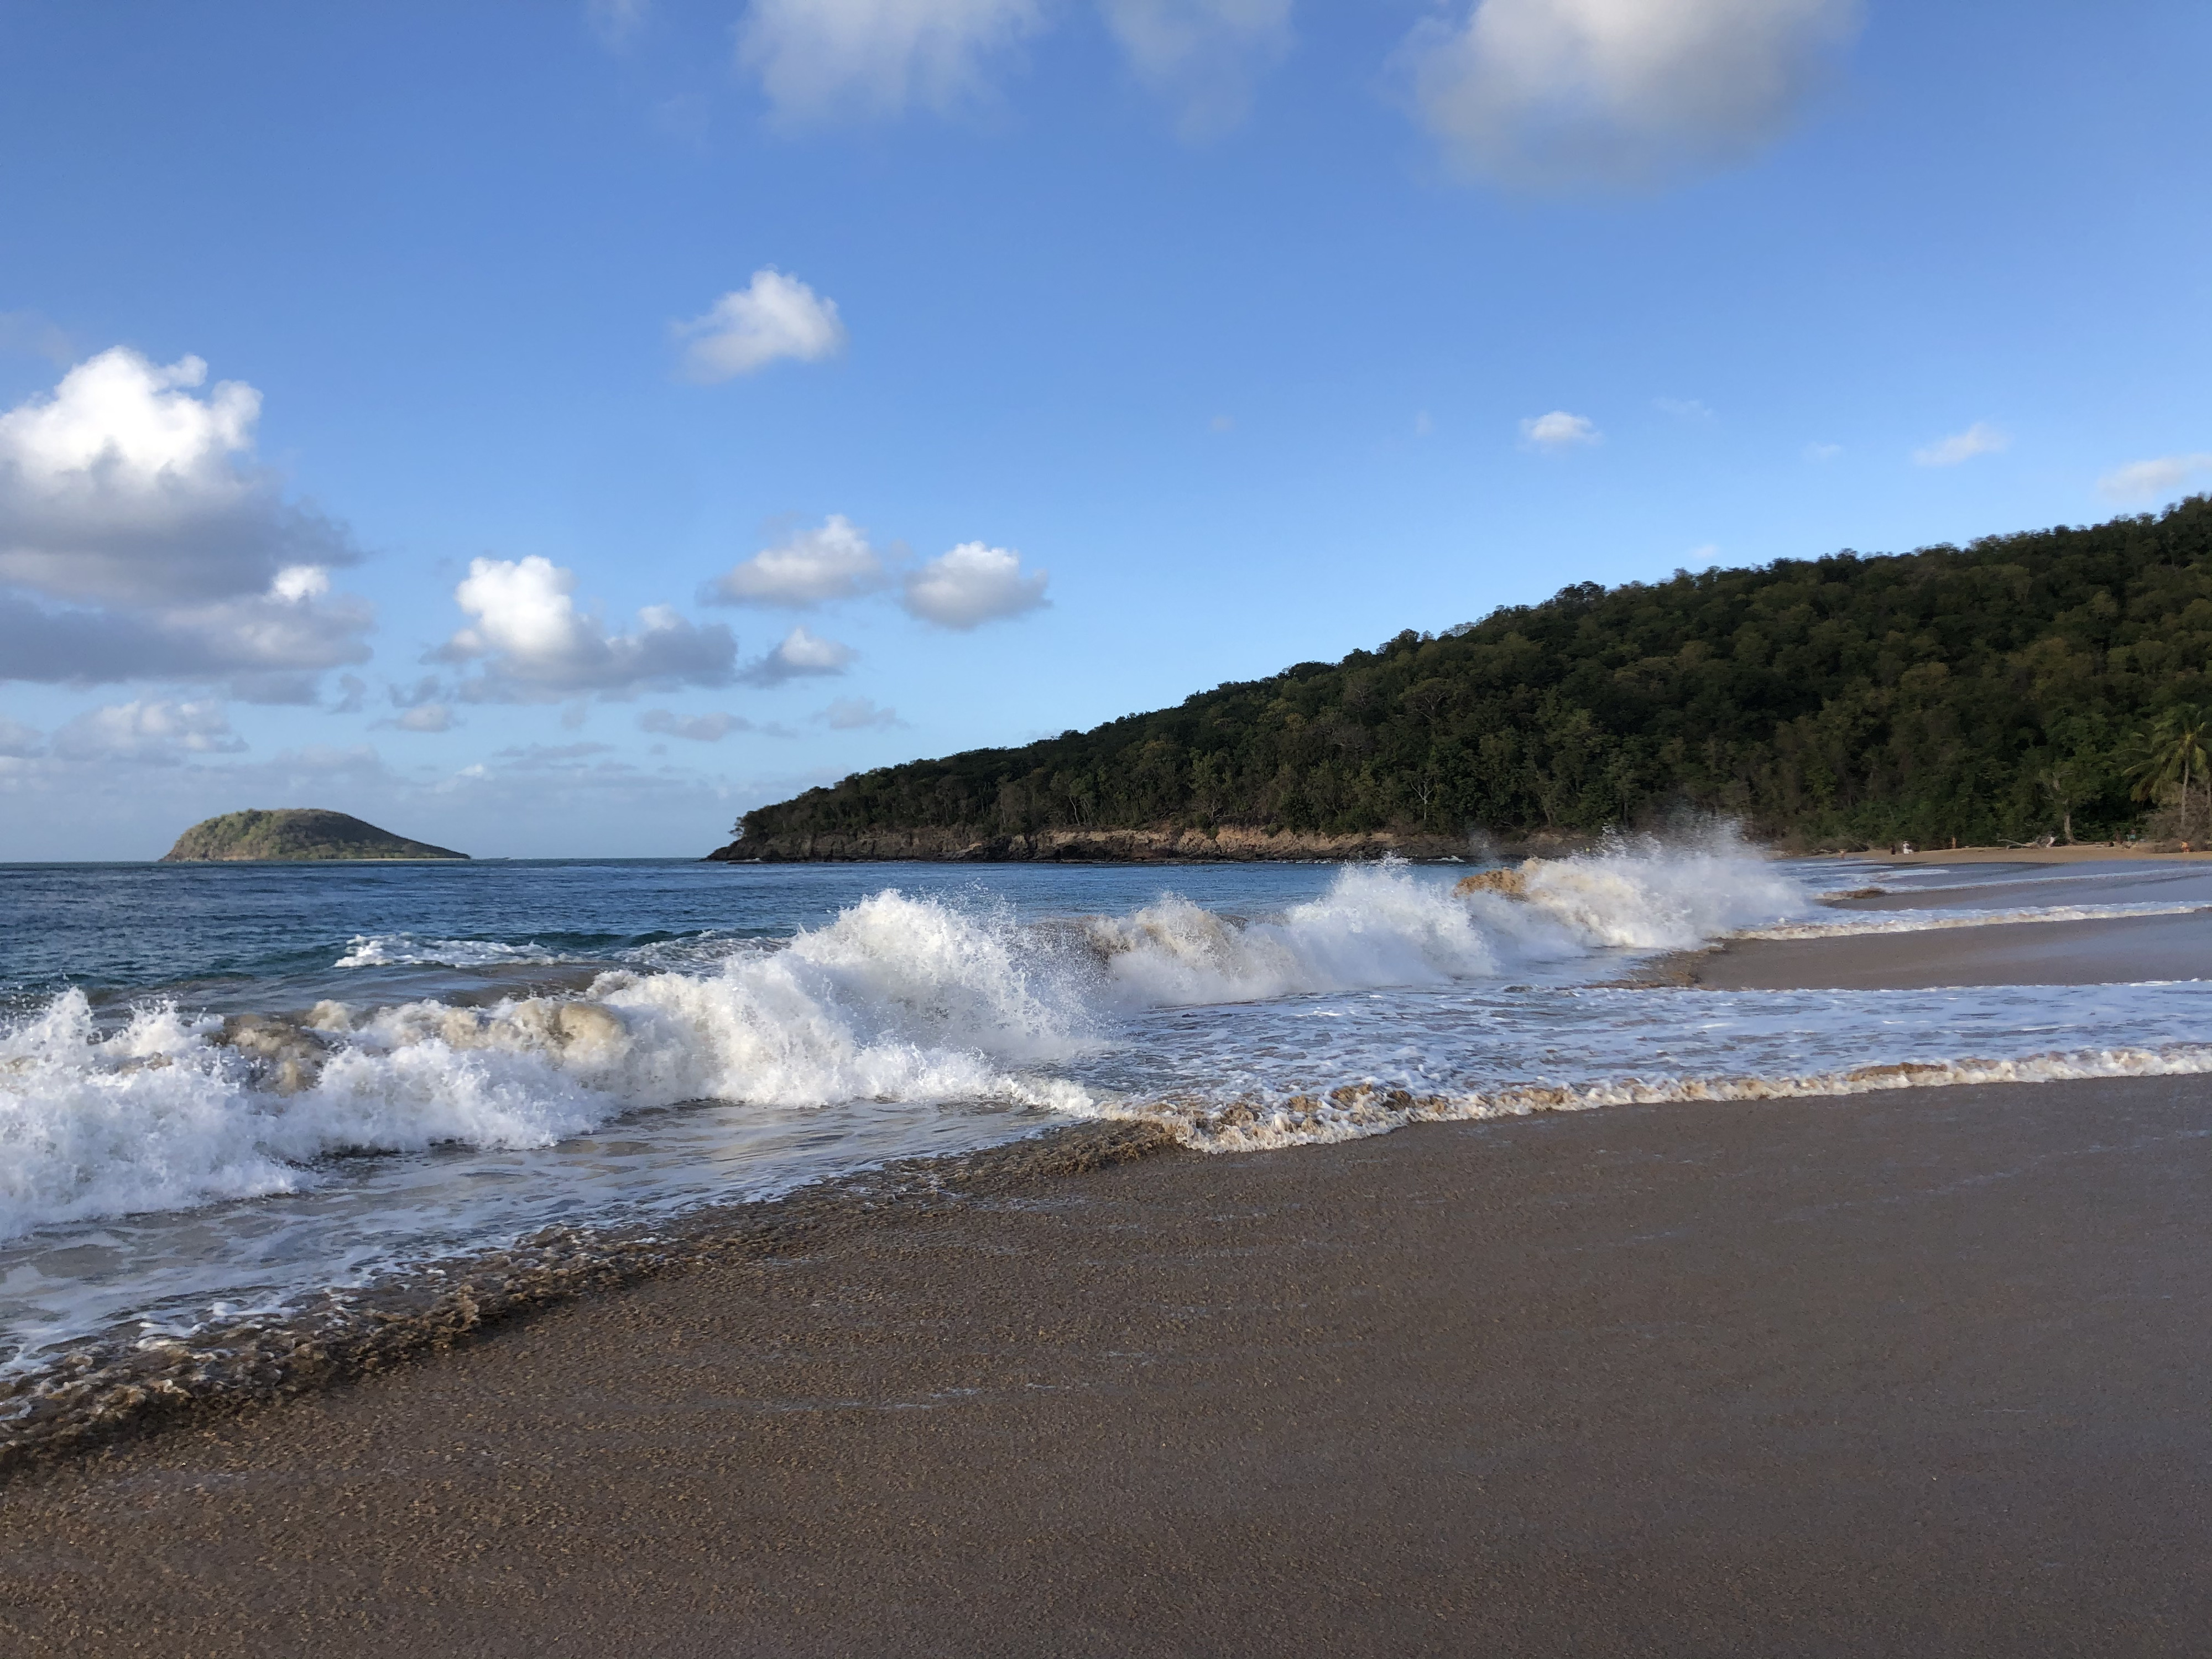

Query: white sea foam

[0,839,1804,1240]
[1128,1042,2212,1153]
[20,831,2199,1246]
[336,935,577,969]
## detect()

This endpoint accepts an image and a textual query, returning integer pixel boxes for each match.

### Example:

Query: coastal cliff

[161,810,468,863]
[707,825,1578,863]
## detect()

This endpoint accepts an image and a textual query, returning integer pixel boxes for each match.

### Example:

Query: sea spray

[0,837,1809,1241]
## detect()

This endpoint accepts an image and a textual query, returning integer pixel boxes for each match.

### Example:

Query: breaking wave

[0,835,1812,1239]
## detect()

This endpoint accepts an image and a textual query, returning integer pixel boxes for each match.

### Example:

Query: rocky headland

[707,825,1585,863]
[161,809,467,863]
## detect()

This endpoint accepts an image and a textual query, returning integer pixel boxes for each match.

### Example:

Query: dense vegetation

[161,809,467,862]
[734,498,2212,853]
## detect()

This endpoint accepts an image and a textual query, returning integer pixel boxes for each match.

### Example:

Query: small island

[160,809,468,863]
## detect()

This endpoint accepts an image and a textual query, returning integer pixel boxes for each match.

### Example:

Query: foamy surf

[0,837,1809,1243]
[11,832,2212,1385]
[1115,1041,2212,1152]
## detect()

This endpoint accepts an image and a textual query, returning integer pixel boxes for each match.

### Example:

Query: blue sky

[1,0,2206,858]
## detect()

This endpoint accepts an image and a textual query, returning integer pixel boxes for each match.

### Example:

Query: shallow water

[3,843,2210,1370]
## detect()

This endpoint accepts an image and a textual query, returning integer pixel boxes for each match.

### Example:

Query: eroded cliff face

[706,825,1584,863]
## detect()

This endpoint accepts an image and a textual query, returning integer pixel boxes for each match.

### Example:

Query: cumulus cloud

[901,541,1048,628]
[639,708,794,742]
[1912,422,2008,467]
[437,555,737,701]
[1101,0,1294,138]
[50,698,244,764]
[708,514,886,607]
[1521,410,1599,448]
[676,270,848,382]
[2099,453,2212,503]
[738,624,858,687]
[1654,396,1714,420]
[1399,0,1861,190]
[0,348,372,694]
[815,695,905,730]
[738,0,1042,122]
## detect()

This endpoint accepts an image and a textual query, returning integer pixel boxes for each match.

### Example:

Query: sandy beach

[1688,909,2212,990]
[3,868,2209,1655]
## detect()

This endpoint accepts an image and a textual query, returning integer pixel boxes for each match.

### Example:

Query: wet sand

[1848,844,2212,865]
[3,1071,2209,1657]
[1686,909,2212,990]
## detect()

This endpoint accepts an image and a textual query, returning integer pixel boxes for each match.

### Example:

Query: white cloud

[1655,396,1714,420]
[2099,453,2212,503]
[901,541,1049,628]
[50,698,244,764]
[1399,0,1861,189]
[739,624,858,686]
[708,514,886,607]
[639,708,794,742]
[439,555,737,700]
[676,270,848,382]
[1803,441,1843,462]
[1101,0,1294,138]
[0,348,371,694]
[1912,422,2008,467]
[1521,410,1599,448]
[815,696,905,730]
[389,704,457,733]
[738,0,1042,123]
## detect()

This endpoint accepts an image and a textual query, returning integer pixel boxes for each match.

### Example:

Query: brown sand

[1844,844,2212,865]
[2,1073,2208,1657]
[1685,910,2212,990]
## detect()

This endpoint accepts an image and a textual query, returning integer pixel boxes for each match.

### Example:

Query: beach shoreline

[1829,843,2212,865]
[2,1072,2206,1656]
[5,885,2209,1652]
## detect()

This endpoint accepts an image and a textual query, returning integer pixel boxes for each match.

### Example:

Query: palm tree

[2125,703,2212,839]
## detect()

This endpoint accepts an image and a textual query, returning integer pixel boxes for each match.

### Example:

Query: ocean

[5,834,2211,1384]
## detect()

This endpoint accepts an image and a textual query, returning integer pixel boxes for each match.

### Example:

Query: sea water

[4,834,2211,1371]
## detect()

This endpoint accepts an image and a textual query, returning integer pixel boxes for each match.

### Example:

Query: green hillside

[161,809,468,862]
[728,498,2212,857]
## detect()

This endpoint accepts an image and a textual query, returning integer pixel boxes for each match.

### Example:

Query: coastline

[5,894,2209,1650]
[706,825,1589,863]
[0,1121,1176,1478]
[1660,909,2212,991]
[3,1074,2206,1655]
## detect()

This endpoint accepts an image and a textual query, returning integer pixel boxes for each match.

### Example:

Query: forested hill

[721,498,2212,860]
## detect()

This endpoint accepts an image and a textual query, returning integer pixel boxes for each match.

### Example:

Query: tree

[726,498,2212,855]
[2125,703,2212,840]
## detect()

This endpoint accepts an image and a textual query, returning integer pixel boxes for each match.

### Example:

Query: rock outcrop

[708,825,1592,864]
[161,809,467,862]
